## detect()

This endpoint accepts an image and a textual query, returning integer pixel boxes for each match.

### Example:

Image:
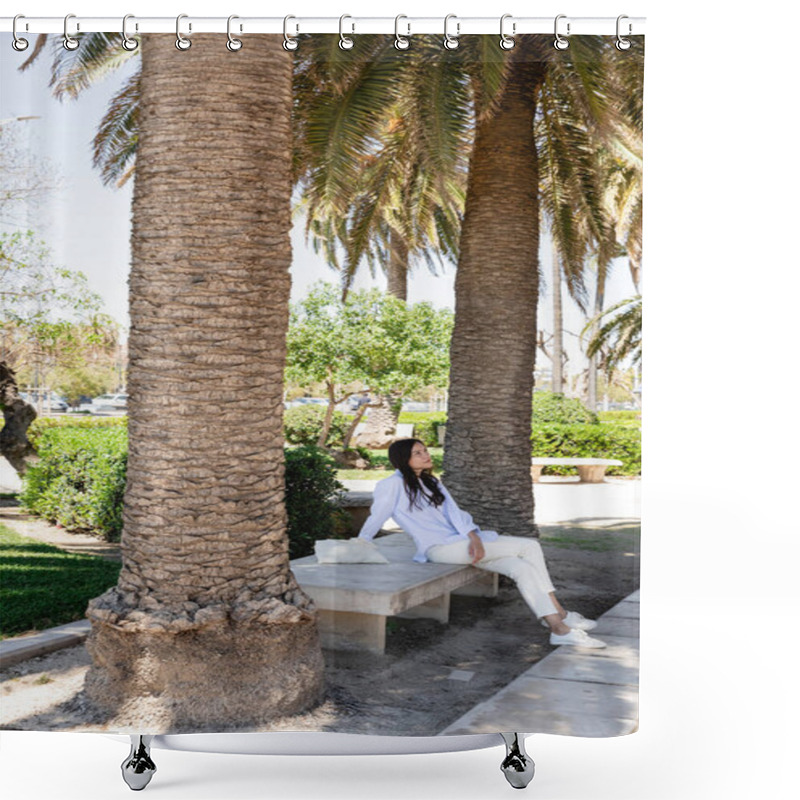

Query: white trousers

[427,535,558,619]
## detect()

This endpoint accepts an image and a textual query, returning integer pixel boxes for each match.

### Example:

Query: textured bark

[0,362,37,475]
[85,34,324,731]
[386,230,409,302]
[443,38,548,538]
[551,249,564,394]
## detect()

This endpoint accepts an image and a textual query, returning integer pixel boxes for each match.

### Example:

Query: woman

[358,438,606,648]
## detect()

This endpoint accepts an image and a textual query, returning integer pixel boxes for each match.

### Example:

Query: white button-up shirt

[358,471,499,562]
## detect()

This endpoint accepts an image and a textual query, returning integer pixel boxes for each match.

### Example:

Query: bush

[27,415,127,449]
[598,410,641,425]
[397,411,448,446]
[21,427,128,540]
[283,405,352,447]
[531,424,640,476]
[284,445,348,559]
[532,392,599,425]
[21,428,348,553]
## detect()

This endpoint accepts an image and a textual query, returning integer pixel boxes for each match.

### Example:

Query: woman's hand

[468,531,485,564]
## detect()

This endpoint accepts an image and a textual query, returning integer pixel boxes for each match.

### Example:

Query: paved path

[439,590,639,737]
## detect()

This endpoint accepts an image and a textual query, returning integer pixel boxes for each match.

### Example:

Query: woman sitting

[357,438,606,648]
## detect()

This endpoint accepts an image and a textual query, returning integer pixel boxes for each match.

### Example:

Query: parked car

[92,393,128,409]
[20,391,69,412]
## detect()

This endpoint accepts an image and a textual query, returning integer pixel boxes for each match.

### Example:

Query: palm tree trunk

[551,247,564,393]
[84,34,324,732]
[443,38,546,538]
[587,270,605,411]
[386,229,408,301]
[359,233,408,448]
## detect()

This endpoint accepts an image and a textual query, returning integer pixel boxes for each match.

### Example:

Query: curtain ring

[443,14,459,50]
[175,14,192,50]
[616,15,632,51]
[226,15,243,51]
[394,15,410,50]
[12,15,29,51]
[283,15,298,50]
[553,14,570,50]
[63,13,79,51]
[499,14,515,50]
[339,15,354,50]
[121,14,138,51]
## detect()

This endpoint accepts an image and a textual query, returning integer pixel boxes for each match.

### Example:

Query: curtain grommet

[12,15,29,51]
[616,15,632,50]
[554,14,570,50]
[499,14,515,50]
[443,14,459,50]
[63,13,79,51]
[175,14,192,50]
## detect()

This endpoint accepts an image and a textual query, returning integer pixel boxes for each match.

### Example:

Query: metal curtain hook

[227,15,242,51]
[339,15,354,50]
[175,14,192,50]
[443,14,459,50]
[499,14,515,50]
[63,13,79,51]
[394,15,410,50]
[283,15,298,50]
[554,14,570,50]
[12,15,29,51]
[616,15,632,50]
[121,15,138,51]
[283,14,297,50]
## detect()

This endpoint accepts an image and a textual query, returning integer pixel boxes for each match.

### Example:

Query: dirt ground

[0,517,640,735]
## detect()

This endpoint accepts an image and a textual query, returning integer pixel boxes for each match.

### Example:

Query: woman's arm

[357,478,399,541]
[439,481,478,537]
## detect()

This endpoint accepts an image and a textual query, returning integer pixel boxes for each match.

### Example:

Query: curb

[0,619,91,670]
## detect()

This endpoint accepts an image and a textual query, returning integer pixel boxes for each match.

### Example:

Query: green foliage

[52,365,118,408]
[598,410,641,425]
[397,411,448,446]
[20,427,128,540]
[532,391,599,425]
[283,405,352,447]
[286,283,453,401]
[19,427,347,555]
[531,424,640,476]
[284,445,347,559]
[26,415,127,449]
[0,525,122,638]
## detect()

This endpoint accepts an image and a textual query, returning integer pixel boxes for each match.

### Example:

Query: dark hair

[388,438,445,511]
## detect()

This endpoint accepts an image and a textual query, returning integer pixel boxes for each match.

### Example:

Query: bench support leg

[397,593,451,623]
[121,735,156,791]
[529,465,543,483]
[500,732,535,789]
[453,571,499,598]
[576,465,607,483]
[316,610,387,654]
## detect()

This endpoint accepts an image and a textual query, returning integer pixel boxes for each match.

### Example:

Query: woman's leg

[428,539,561,621]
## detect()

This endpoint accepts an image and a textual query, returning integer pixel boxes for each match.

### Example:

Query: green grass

[0,524,121,640]
[539,523,640,552]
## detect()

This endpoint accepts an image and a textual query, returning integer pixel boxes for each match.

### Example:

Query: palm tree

[582,294,642,375]
[82,34,324,732]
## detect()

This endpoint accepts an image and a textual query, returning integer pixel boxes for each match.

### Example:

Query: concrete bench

[530,457,623,483]
[291,532,498,654]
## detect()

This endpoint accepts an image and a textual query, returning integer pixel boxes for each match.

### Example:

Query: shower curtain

[1,25,642,741]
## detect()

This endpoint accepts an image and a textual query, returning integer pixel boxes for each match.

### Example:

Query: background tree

[286,283,453,450]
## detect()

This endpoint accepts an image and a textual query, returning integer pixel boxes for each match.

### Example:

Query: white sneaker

[540,610,598,631]
[563,611,598,631]
[550,628,607,648]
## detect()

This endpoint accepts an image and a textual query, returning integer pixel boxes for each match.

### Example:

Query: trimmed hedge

[531,424,640,476]
[21,427,128,539]
[27,415,127,449]
[284,445,348,559]
[283,405,352,447]
[20,429,348,553]
[532,392,599,425]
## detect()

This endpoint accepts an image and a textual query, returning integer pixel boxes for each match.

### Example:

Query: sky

[0,30,638,382]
